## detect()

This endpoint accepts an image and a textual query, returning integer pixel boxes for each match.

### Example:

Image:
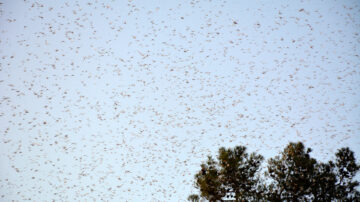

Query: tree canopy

[189,142,360,202]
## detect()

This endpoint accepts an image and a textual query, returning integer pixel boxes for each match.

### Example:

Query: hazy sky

[1,0,359,201]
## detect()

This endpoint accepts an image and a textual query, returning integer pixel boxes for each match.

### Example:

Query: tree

[189,142,360,202]
[187,194,200,202]
[334,147,360,201]
[266,143,360,202]
[267,142,318,201]
[311,161,337,201]
[194,156,224,201]
[189,146,264,202]
[218,146,264,201]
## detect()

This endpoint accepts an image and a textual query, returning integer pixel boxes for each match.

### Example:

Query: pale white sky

[0,0,359,201]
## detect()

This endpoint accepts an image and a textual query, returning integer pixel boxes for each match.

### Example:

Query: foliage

[334,147,360,201]
[189,142,360,202]
[187,194,200,202]
[192,146,264,201]
[267,142,318,201]
[194,156,224,201]
[218,146,264,201]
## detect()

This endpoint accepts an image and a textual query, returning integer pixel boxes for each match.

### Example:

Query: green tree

[187,194,200,202]
[189,146,264,202]
[193,156,224,201]
[266,142,360,201]
[218,146,264,201]
[334,147,360,201]
[267,142,317,201]
[189,142,360,202]
[310,147,360,201]
[311,161,337,201]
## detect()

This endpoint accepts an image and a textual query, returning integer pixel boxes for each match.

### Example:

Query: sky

[0,0,359,201]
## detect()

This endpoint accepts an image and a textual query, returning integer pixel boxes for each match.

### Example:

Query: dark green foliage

[194,156,224,201]
[266,143,360,201]
[267,142,318,201]
[191,146,264,201]
[334,148,360,201]
[311,162,337,201]
[218,146,264,201]
[187,194,200,202]
[189,142,360,202]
